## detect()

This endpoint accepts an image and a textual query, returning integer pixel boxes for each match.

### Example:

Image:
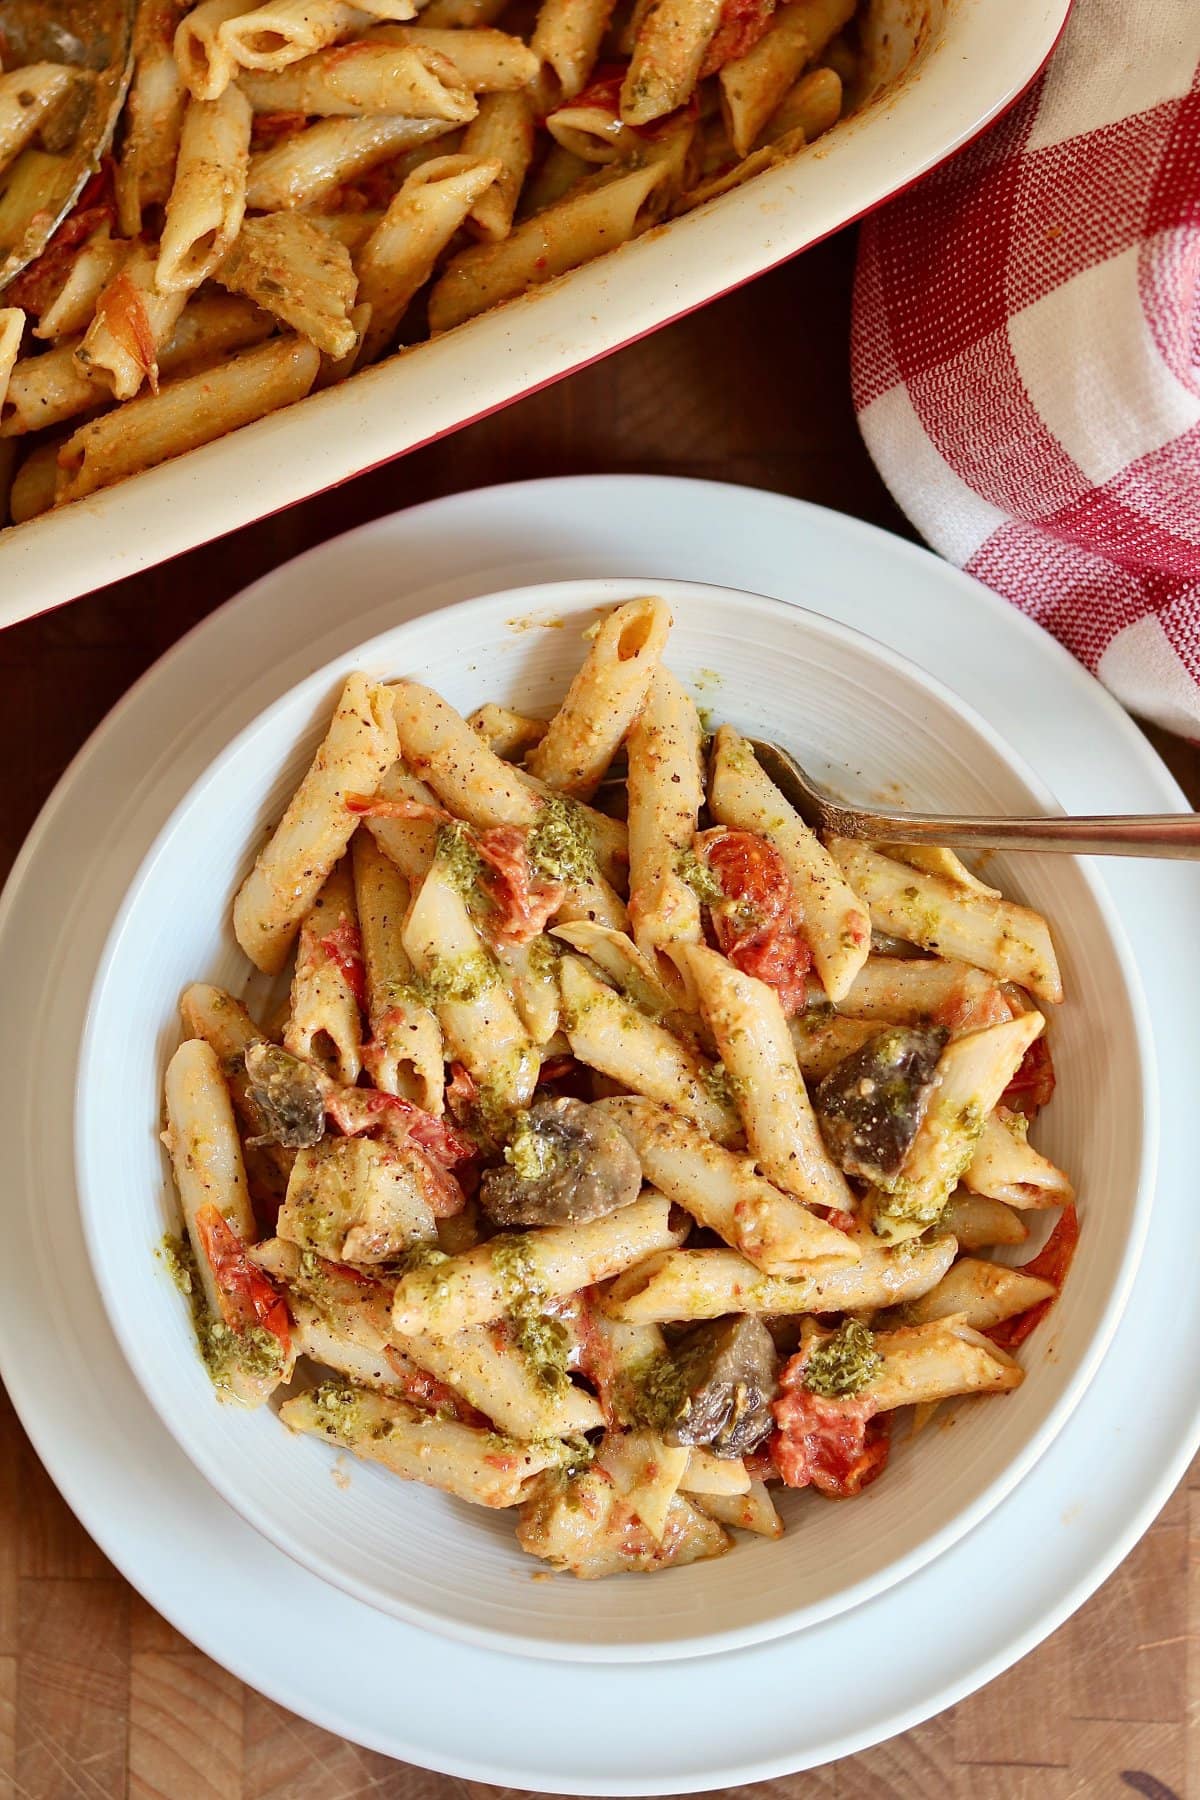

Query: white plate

[2,477,1197,1790]
[75,575,1154,1661]
[0,0,1072,624]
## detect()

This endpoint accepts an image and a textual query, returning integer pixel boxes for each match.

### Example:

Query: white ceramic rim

[1,477,1197,1792]
[0,0,1074,626]
[75,571,1157,1663]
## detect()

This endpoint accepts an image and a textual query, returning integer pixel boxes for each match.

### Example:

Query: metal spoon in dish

[746,738,1200,859]
[0,0,135,292]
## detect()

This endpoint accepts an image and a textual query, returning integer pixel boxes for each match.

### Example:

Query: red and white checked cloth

[852,0,1200,735]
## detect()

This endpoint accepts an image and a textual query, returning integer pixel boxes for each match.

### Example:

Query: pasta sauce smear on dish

[160,598,1079,1578]
[0,0,859,524]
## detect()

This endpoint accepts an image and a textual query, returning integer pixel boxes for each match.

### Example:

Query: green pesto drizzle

[527,795,596,886]
[490,1235,571,1393]
[675,847,723,904]
[436,820,487,897]
[159,1231,285,1394]
[503,1112,563,1181]
[802,1320,883,1399]
[426,952,500,1004]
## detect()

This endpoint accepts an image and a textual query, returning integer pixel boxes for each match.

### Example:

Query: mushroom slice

[479,1096,642,1228]
[815,1024,947,1186]
[243,1041,326,1149]
[659,1315,779,1459]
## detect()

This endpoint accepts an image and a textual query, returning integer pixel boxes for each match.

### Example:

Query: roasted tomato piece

[697,827,812,1014]
[771,1386,890,1496]
[193,1204,291,1351]
[699,0,777,75]
[1001,1034,1056,1117]
[986,1203,1079,1352]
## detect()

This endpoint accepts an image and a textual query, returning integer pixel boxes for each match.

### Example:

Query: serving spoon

[0,0,136,291]
[747,738,1200,859]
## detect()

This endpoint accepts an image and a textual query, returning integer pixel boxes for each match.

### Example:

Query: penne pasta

[595,1428,690,1540]
[75,244,188,401]
[391,1190,685,1335]
[597,1096,859,1272]
[679,1449,751,1496]
[281,1383,558,1507]
[283,858,364,1084]
[369,25,540,90]
[467,701,548,758]
[898,1258,1057,1333]
[787,1010,884,1081]
[497,936,561,1044]
[0,309,23,413]
[864,1012,1045,1242]
[602,1231,958,1323]
[757,61,842,147]
[626,667,705,990]
[551,919,679,1020]
[694,1480,783,1538]
[828,841,1064,1005]
[1,337,109,437]
[527,597,673,798]
[853,1315,1023,1412]
[157,85,253,294]
[832,954,1013,1033]
[357,155,503,359]
[708,725,871,1003]
[220,0,418,75]
[352,830,445,1112]
[531,0,616,104]
[9,439,61,523]
[962,1107,1075,1209]
[941,1191,1029,1252]
[33,231,130,342]
[559,954,739,1139]
[175,0,260,100]
[683,943,853,1211]
[57,332,321,502]
[428,158,671,332]
[719,0,853,157]
[246,113,457,210]
[232,669,399,973]
[400,849,537,1107]
[460,90,535,240]
[162,1037,293,1405]
[116,0,190,237]
[517,1467,730,1575]
[405,1319,605,1437]
[218,211,359,355]
[620,0,723,125]
[0,65,78,178]
[240,40,476,117]
[390,680,626,883]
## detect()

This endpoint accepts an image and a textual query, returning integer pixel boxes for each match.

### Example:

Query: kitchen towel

[852,0,1200,735]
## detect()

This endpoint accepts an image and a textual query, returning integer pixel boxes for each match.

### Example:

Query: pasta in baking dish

[159,597,1078,1578]
[0,0,857,523]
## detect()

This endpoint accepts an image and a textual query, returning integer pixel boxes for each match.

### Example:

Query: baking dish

[0,0,1071,624]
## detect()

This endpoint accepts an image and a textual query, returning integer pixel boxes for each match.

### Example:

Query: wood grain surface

[2,228,1197,1800]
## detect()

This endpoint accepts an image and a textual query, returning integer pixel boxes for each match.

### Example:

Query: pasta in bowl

[77,577,1154,1657]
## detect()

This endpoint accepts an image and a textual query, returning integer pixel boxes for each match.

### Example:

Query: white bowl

[1,0,1072,625]
[77,575,1154,1662]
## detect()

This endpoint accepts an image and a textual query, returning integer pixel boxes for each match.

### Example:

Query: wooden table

[2,228,1196,1800]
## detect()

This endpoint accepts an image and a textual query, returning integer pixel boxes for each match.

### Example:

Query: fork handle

[829,811,1200,858]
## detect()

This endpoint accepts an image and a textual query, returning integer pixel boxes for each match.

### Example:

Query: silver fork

[746,739,1200,859]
